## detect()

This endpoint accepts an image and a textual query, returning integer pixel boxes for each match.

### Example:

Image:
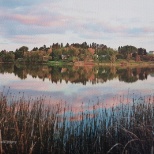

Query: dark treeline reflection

[0,63,153,84]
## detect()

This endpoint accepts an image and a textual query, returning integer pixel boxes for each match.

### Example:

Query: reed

[0,91,154,154]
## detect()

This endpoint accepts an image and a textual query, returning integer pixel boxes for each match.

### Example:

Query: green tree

[119,45,137,59]
[65,43,69,47]
[15,49,23,59]
[52,49,62,61]
[15,46,28,60]
[1,52,15,62]
[126,53,131,62]
[97,48,117,62]
[32,47,38,51]
[61,43,63,48]
[138,48,147,55]
[19,46,28,52]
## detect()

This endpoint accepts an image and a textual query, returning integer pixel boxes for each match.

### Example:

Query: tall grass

[0,91,154,154]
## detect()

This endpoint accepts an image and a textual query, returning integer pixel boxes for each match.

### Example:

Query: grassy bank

[47,60,154,67]
[47,60,73,66]
[1,60,154,68]
[0,92,154,154]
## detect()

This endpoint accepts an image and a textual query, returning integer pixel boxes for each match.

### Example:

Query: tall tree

[138,48,147,55]
[119,45,138,58]
[19,46,28,52]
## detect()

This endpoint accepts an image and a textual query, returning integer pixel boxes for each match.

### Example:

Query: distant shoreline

[47,60,154,67]
[0,60,154,68]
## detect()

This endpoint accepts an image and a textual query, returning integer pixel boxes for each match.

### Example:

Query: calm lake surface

[0,64,154,111]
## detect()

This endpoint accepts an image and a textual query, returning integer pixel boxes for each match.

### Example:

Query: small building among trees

[149,51,154,54]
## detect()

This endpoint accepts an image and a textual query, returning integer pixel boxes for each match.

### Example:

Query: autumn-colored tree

[110,54,117,64]
[135,55,141,62]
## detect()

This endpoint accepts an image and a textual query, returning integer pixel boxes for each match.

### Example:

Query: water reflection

[0,64,153,84]
[117,67,148,83]
[0,63,154,118]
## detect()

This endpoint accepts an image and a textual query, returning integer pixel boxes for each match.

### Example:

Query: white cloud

[0,0,154,51]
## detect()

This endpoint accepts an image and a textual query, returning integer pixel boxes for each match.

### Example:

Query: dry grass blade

[0,130,2,154]
[121,127,139,140]
[122,139,140,154]
[151,146,154,154]
[29,142,37,154]
[107,143,123,154]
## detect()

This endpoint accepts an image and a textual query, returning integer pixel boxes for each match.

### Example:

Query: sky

[0,0,154,51]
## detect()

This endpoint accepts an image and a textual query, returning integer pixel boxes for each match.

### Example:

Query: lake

[0,63,154,112]
[1,63,154,153]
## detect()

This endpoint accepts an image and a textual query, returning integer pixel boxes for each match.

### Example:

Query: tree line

[0,42,153,63]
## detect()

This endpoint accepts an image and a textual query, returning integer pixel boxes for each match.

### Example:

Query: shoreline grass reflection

[0,91,154,154]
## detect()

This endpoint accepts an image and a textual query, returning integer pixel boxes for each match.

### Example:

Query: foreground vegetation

[0,91,154,154]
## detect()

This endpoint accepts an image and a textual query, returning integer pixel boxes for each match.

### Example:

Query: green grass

[47,60,73,66]
[0,91,154,154]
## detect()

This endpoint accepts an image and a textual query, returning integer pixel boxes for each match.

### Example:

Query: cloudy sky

[0,0,154,51]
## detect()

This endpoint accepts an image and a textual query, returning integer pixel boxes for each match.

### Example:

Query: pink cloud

[11,35,49,44]
[10,14,39,25]
[0,8,70,28]
[143,27,154,33]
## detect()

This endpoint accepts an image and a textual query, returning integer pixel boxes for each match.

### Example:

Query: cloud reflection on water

[0,65,154,118]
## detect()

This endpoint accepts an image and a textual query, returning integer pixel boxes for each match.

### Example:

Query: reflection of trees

[14,65,27,79]
[117,67,150,83]
[0,64,154,84]
[118,68,138,83]
[0,64,14,74]
[50,66,90,85]
[50,66,62,83]
[93,66,117,84]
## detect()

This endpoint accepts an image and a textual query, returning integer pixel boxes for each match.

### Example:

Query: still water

[0,64,154,111]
